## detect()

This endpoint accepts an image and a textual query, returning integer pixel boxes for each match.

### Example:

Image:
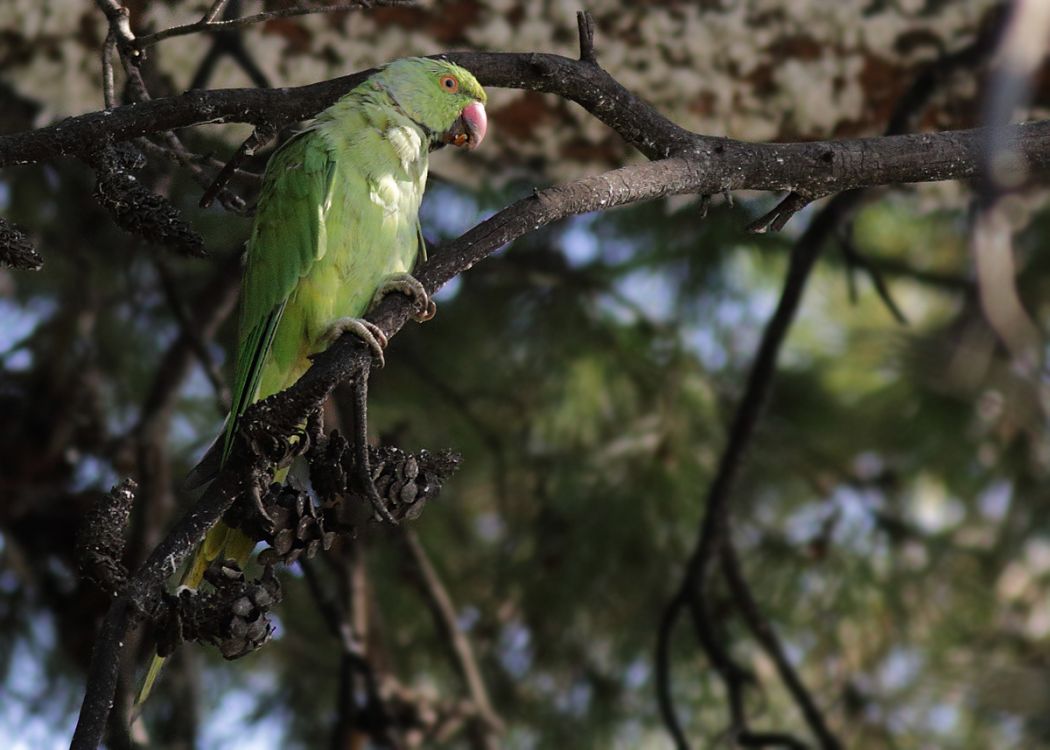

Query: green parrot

[136,57,487,706]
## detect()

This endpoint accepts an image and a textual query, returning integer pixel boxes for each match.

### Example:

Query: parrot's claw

[416,298,437,323]
[322,317,388,368]
[371,273,436,323]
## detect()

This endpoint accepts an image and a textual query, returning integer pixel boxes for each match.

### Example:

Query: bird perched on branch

[136,56,487,706]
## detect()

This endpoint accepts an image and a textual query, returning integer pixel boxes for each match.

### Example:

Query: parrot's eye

[440,75,459,93]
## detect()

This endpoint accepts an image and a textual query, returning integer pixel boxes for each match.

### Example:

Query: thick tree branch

[6,52,1049,210]
[0,50,689,167]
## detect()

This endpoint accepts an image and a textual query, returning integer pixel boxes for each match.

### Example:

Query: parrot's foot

[322,317,388,368]
[371,273,436,323]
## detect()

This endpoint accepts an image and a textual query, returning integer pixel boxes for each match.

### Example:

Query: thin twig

[747,192,818,234]
[202,0,231,25]
[654,589,690,749]
[862,252,971,292]
[722,542,838,749]
[189,1,274,91]
[153,257,233,408]
[93,0,139,60]
[101,30,117,109]
[199,126,275,209]
[184,1,274,207]
[163,132,250,213]
[576,10,597,65]
[302,555,405,750]
[838,225,909,324]
[117,48,150,103]
[135,138,257,214]
[134,1,419,48]
[677,188,854,750]
[99,0,253,214]
[400,529,504,745]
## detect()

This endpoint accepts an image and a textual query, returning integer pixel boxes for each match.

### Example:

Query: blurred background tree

[4,1,1050,748]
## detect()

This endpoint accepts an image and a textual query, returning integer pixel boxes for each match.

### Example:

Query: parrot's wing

[222,130,336,461]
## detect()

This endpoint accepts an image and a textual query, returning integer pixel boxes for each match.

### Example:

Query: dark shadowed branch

[838,223,909,324]
[301,555,404,749]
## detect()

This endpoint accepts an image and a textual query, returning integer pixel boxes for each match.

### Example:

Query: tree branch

[6,52,1049,212]
[301,555,404,749]
[198,125,274,209]
[93,0,139,63]
[721,543,838,750]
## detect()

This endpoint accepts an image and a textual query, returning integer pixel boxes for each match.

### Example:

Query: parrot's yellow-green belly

[255,165,423,401]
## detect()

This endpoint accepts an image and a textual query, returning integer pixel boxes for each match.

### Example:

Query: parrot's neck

[369,80,439,141]
[315,85,431,182]
[318,84,436,146]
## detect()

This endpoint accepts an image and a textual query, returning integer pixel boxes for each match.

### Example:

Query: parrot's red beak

[444,101,487,150]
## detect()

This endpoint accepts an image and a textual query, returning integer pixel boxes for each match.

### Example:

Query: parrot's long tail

[134,522,255,708]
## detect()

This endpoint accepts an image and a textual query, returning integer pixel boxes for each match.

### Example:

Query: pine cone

[0,216,43,271]
[256,484,336,567]
[369,446,462,522]
[75,479,136,595]
[309,429,353,507]
[307,431,462,523]
[155,561,282,660]
[224,432,462,560]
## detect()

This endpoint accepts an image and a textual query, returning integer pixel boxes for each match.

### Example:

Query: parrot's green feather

[223,130,336,459]
[224,306,283,457]
[137,57,486,710]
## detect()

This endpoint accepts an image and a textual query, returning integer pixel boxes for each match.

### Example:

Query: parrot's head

[372,57,488,151]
